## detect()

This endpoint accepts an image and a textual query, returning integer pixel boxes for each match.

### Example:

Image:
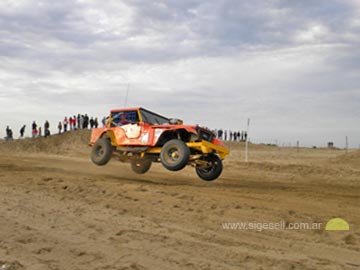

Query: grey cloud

[1,0,359,66]
[0,0,359,146]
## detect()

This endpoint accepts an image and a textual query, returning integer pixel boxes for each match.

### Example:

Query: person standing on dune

[20,125,26,138]
[84,114,89,129]
[44,120,50,138]
[90,117,94,129]
[72,116,76,130]
[237,131,241,142]
[69,117,73,131]
[94,117,99,128]
[32,121,37,138]
[63,117,69,132]
[58,121,62,134]
[6,126,13,141]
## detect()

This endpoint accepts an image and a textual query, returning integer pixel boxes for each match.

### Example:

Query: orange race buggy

[89,108,229,181]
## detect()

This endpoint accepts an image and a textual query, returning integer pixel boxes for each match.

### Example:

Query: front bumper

[186,140,230,159]
[145,140,230,159]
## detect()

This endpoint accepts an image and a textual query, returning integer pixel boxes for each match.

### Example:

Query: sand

[0,130,359,270]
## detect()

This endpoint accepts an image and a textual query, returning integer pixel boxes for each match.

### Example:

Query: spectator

[63,117,69,132]
[69,117,73,131]
[6,126,13,141]
[38,127,42,137]
[77,114,81,129]
[237,131,240,142]
[84,114,89,129]
[69,117,72,130]
[20,125,26,138]
[90,117,94,129]
[80,115,84,129]
[73,115,77,130]
[58,121,62,134]
[224,130,227,141]
[94,117,99,128]
[218,129,223,140]
[32,121,37,138]
[44,120,50,138]
[244,131,248,142]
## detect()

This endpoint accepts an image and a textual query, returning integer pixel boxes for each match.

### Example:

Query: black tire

[196,154,223,181]
[131,158,152,174]
[160,139,190,171]
[91,138,112,166]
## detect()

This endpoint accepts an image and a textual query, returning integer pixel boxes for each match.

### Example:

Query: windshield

[110,111,139,126]
[140,109,169,125]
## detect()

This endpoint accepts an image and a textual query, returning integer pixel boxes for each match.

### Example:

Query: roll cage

[108,108,170,127]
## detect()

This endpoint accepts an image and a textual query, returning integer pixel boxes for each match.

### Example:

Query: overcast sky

[0,0,359,147]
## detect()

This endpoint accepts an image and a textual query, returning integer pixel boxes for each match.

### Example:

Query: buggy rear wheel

[131,158,152,174]
[196,154,223,181]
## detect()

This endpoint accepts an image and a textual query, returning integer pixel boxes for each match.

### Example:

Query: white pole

[345,136,349,154]
[245,118,250,162]
[296,140,300,153]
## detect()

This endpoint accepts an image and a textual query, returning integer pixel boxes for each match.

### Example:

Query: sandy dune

[0,131,359,270]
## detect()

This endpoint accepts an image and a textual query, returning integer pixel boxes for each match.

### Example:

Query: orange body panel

[212,137,225,147]
[110,107,140,113]
[90,123,198,147]
[90,128,106,144]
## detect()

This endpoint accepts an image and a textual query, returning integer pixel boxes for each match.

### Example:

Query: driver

[120,113,129,125]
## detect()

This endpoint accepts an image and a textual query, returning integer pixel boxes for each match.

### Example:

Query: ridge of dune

[0,129,91,156]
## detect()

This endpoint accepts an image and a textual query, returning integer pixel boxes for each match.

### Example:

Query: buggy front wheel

[91,138,112,166]
[160,139,190,171]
